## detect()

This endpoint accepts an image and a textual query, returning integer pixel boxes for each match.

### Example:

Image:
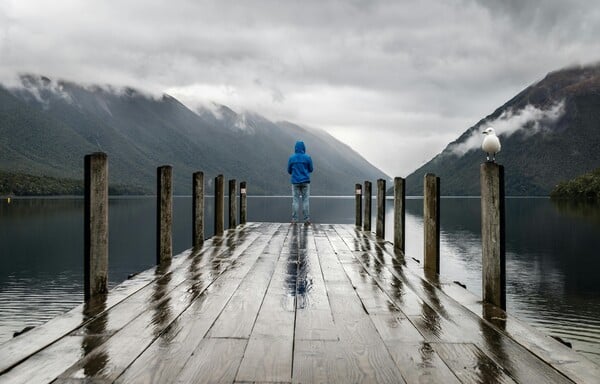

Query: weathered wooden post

[240,181,247,224]
[214,174,224,236]
[157,165,173,264]
[376,179,386,239]
[424,173,440,274]
[192,171,204,248]
[481,163,506,310]
[84,152,108,300]
[394,177,405,252]
[355,183,362,227]
[229,179,237,229]
[363,181,372,231]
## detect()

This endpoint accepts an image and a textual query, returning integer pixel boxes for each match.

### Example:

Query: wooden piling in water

[157,166,173,264]
[424,173,440,274]
[192,171,204,248]
[394,177,405,252]
[355,183,362,227]
[214,174,224,236]
[229,179,237,229]
[84,152,108,300]
[376,179,386,239]
[481,162,506,310]
[240,181,247,225]
[363,181,372,232]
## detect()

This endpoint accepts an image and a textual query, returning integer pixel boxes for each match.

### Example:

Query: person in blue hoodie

[287,141,314,225]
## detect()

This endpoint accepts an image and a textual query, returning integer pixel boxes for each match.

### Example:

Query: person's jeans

[292,183,310,222]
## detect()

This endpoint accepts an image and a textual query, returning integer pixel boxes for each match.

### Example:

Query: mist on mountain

[0,75,387,195]
[405,64,600,196]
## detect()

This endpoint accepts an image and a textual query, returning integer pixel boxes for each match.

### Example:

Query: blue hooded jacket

[287,141,313,184]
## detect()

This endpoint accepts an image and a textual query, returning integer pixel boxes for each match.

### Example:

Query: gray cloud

[447,101,566,156]
[1,0,599,176]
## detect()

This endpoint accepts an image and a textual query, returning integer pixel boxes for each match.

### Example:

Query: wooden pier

[0,222,598,383]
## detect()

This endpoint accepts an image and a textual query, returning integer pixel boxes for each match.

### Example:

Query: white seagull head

[482,127,496,135]
[481,126,501,162]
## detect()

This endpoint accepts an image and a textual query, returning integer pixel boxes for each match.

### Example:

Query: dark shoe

[304,220,311,226]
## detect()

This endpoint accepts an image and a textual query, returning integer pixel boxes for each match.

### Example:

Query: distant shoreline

[1,194,553,199]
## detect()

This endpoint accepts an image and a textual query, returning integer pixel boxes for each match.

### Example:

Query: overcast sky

[1,0,599,176]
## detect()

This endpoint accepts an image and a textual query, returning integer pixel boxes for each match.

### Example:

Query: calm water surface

[0,196,599,364]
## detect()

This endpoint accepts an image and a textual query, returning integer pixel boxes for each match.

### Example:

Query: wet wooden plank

[432,342,517,384]
[369,313,424,343]
[315,226,406,384]
[251,308,295,339]
[406,312,469,343]
[207,256,278,338]
[0,335,106,384]
[292,340,366,383]
[295,309,337,341]
[173,338,246,383]
[352,239,575,382]
[114,226,282,384]
[385,342,461,384]
[341,263,398,315]
[0,254,182,375]
[3,223,596,384]
[441,284,600,384]
[113,293,229,384]
[313,235,348,283]
[335,224,579,384]
[236,226,297,383]
[0,225,264,376]
[294,226,337,342]
[295,236,329,311]
[57,331,155,382]
[236,336,293,383]
[464,316,575,384]
[326,313,402,379]
[294,335,406,384]
[0,247,203,379]
[56,226,279,383]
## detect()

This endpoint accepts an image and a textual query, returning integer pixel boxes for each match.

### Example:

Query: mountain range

[3,64,600,197]
[0,75,387,195]
[405,64,600,196]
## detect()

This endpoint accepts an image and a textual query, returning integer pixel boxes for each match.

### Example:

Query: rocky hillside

[0,75,387,195]
[405,65,600,196]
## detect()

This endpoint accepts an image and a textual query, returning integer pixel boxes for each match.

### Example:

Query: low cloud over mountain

[0,75,387,195]
[406,64,600,196]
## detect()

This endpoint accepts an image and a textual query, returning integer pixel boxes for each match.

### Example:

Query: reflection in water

[81,294,108,378]
[289,224,316,310]
[477,305,511,383]
[551,199,600,225]
[473,345,505,384]
[419,301,442,341]
[417,343,436,370]
[187,248,207,302]
[296,226,310,298]
[285,225,299,297]
[151,263,173,338]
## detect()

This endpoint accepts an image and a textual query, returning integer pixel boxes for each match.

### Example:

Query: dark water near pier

[0,196,599,364]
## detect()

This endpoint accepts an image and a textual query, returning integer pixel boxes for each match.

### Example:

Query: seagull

[482,127,501,162]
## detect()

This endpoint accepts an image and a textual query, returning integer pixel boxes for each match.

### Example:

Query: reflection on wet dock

[0,222,598,383]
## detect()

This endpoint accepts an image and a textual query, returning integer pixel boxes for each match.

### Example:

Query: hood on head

[294,141,306,154]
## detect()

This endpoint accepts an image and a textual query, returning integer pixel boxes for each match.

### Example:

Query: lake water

[0,196,599,365]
